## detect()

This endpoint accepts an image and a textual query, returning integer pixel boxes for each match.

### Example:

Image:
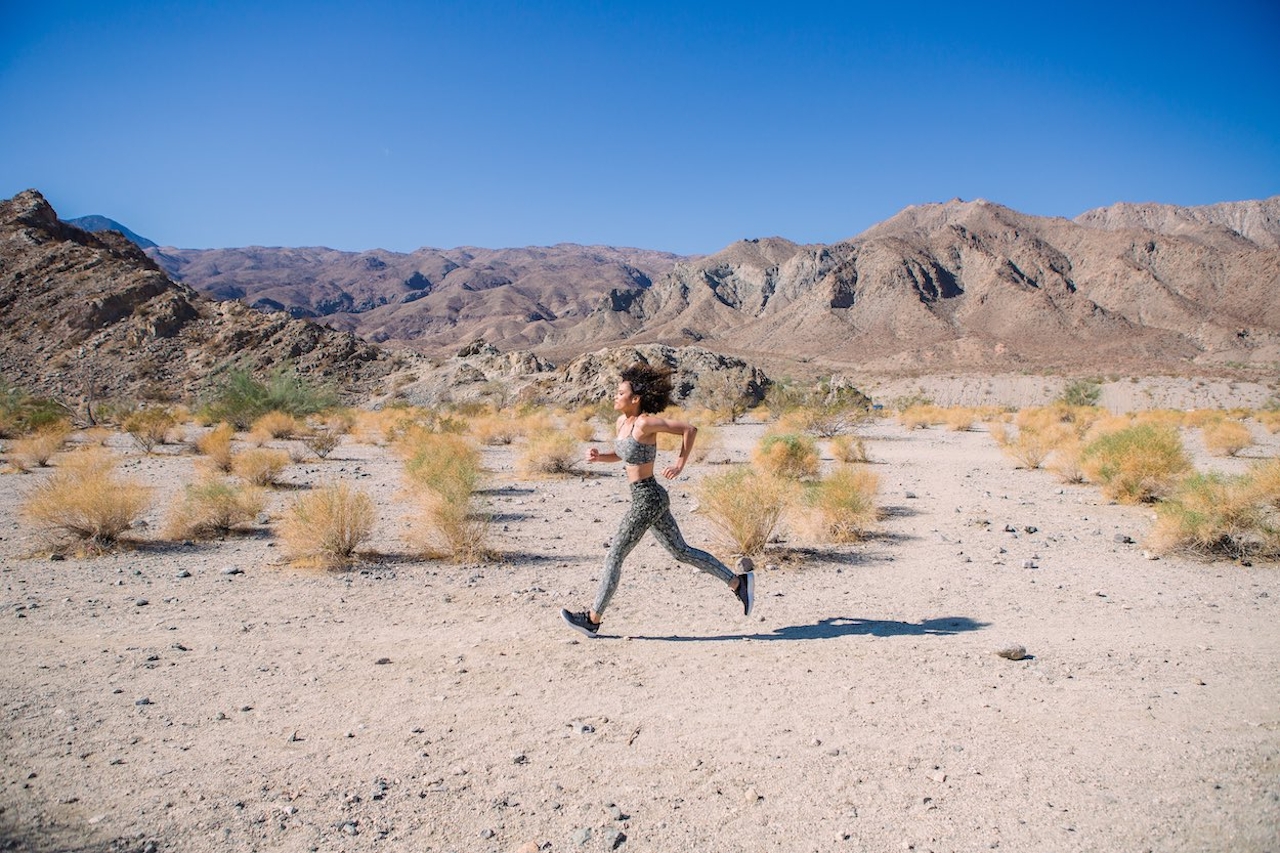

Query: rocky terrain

[0,191,404,409]
[124,196,1280,376]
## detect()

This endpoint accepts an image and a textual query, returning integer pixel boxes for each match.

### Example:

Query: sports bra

[616,434,657,465]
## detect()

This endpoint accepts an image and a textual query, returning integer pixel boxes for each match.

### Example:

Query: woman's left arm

[639,415,697,480]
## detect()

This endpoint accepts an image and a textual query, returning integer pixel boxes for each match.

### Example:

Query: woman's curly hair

[620,362,674,414]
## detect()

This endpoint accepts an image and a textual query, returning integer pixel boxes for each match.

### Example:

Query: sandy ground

[2,411,1279,853]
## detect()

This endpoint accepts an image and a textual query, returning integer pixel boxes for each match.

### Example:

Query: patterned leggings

[593,476,736,616]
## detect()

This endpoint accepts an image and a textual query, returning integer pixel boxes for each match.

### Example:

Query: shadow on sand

[628,615,988,643]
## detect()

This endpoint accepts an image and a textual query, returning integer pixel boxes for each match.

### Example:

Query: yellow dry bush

[753,433,820,480]
[1150,471,1279,560]
[320,408,357,435]
[515,411,555,440]
[231,448,290,487]
[22,449,152,550]
[746,406,772,423]
[1255,409,1280,434]
[943,407,976,432]
[696,466,796,557]
[1080,423,1191,504]
[656,420,719,462]
[1246,458,1280,510]
[1134,409,1186,430]
[9,422,73,469]
[299,429,342,459]
[1182,409,1225,429]
[569,419,597,442]
[898,404,941,430]
[988,422,1010,448]
[518,432,582,477]
[1001,424,1071,470]
[796,465,880,544]
[828,434,869,463]
[251,410,299,440]
[1046,436,1086,484]
[78,426,115,448]
[164,475,267,539]
[194,423,236,472]
[1201,419,1253,457]
[279,481,374,568]
[122,408,177,453]
[1083,413,1135,443]
[470,414,520,446]
[402,433,490,560]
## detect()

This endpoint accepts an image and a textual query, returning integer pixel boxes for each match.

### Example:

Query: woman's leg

[592,479,665,617]
[649,502,736,585]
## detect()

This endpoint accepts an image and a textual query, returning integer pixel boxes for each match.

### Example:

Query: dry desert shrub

[1080,423,1191,504]
[943,407,977,432]
[471,414,521,446]
[194,423,236,472]
[1248,458,1280,509]
[251,410,299,441]
[1256,409,1280,434]
[656,418,720,462]
[519,432,582,477]
[1182,409,1225,429]
[9,422,73,470]
[796,465,880,543]
[164,476,267,539]
[753,433,820,480]
[1045,436,1087,484]
[231,448,290,487]
[696,466,795,556]
[1001,424,1070,470]
[568,418,597,443]
[747,406,772,423]
[1201,419,1253,457]
[1150,469,1279,560]
[898,404,942,430]
[122,408,178,453]
[279,481,374,568]
[402,432,490,559]
[1134,409,1187,429]
[299,428,342,459]
[319,408,357,435]
[22,449,152,551]
[828,434,869,464]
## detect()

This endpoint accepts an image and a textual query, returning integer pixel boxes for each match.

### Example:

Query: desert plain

[1,379,1278,853]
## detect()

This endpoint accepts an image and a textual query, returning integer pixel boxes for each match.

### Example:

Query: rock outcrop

[0,190,403,410]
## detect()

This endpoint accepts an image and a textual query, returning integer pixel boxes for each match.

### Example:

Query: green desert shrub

[1080,423,1191,504]
[22,450,152,550]
[0,380,67,438]
[200,366,338,430]
[696,466,796,557]
[279,481,374,568]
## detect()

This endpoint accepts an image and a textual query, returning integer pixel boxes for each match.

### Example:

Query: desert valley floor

[1,411,1278,853]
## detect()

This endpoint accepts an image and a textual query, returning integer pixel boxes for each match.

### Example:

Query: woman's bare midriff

[625,461,655,483]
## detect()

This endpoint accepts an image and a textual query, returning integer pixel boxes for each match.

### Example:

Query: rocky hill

[141,196,1280,377]
[0,190,402,413]
[559,197,1280,374]
[64,214,158,249]
[148,242,684,356]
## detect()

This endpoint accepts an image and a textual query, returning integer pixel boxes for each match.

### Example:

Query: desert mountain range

[139,195,1280,375]
[7,188,1279,410]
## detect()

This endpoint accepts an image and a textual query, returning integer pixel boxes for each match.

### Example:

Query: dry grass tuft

[696,466,795,557]
[164,476,267,539]
[122,408,178,453]
[9,422,73,470]
[1256,409,1280,434]
[194,423,236,472]
[251,410,300,441]
[828,434,870,464]
[231,448,290,487]
[753,433,820,480]
[300,429,342,459]
[518,432,582,478]
[471,414,521,446]
[1150,467,1279,560]
[402,432,491,560]
[1201,419,1253,457]
[279,481,374,568]
[796,465,880,543]
[898,404,942,430]
[22,449,152,550]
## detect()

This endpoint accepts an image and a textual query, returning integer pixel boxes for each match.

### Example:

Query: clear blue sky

[2,1,1278,255]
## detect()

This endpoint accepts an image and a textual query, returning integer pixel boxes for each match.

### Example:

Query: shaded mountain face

[63,214,158,249]
[148,243,686,357]
[558,198,1280,373]
[0,190,399,409]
